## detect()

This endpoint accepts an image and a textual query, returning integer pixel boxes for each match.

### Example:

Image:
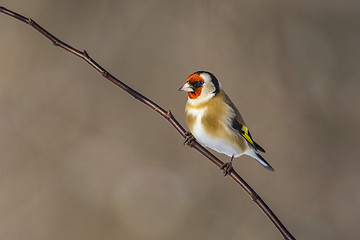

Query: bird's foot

[220,161,233,176]
[183,132,195,146]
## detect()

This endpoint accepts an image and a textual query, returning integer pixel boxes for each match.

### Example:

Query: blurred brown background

[1,0,359,239]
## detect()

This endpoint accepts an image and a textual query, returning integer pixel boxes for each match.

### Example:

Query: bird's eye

[192,81,204,89]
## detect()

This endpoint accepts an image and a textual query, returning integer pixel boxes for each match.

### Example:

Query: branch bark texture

[0,6,295,240]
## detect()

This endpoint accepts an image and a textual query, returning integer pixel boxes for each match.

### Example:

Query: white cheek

[187,88,214,105]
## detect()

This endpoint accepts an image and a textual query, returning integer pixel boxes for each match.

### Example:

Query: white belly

[189,108,241,158]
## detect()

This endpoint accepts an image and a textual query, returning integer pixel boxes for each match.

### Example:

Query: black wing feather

[231,118,265,153]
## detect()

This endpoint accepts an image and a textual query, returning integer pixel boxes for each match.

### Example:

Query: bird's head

[179,71,221,103]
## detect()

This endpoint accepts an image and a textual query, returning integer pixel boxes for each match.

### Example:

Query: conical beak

[179,82,193,92]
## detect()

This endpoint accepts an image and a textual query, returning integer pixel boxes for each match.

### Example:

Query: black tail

[255,152,274,172]
[254,141,265,153]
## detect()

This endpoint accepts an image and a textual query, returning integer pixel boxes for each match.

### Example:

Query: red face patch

[187,74,204,99]
[186,74,204,84]
[188,86,203,99]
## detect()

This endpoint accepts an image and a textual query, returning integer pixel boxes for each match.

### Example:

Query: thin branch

[0,6,295,240]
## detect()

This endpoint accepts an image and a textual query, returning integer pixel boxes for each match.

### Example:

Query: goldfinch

[179,71,274,174]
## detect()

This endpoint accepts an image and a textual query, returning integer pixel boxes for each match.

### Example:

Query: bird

[179,71,274,175]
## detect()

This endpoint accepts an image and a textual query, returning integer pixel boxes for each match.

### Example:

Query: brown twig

[0,6,295,239]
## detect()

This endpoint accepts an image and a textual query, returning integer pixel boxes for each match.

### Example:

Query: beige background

[1,1,359,239]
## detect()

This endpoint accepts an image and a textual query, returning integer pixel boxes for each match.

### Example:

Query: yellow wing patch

[241,125,254,144]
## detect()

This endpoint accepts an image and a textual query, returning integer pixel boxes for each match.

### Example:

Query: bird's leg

[220,156,234,176]
[183,132,195,146]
